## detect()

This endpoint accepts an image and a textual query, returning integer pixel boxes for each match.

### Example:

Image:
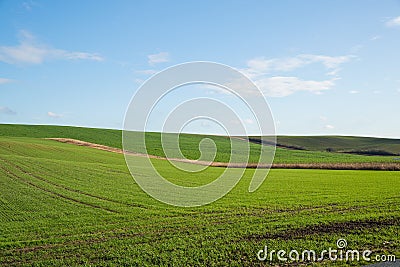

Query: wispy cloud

[62,52,103,61]
[47,111,63,118]
[244,118,254,124]
[134,78,145,84]
[243,54,353,78]
[0,30,104,65]
[349,90,359,94]
[255,76,336,97]
[22,1,37,11]
[370,35,381,41]
[240,54,352,97]
[148,52,169,65]
[319,116,328,122]
[0,106,16,115]
[319,117,334,130]
[0,78,13,84]
[135,69,158,75]
[386,16,400,27]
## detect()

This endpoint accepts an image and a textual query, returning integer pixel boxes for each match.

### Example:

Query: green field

[1,124,399,164]
[0,125,399,266]
[254,135,400,155]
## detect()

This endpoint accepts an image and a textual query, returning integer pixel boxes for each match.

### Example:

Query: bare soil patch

[245,217,400,241]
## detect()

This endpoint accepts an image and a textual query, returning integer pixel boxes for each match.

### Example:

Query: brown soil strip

[245,217,400,241]
[47,138,125,154]
[47,138,400,170]
[271,162,400,170]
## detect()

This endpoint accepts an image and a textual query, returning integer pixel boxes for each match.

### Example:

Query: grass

[4,123,399,155]
[1,124,400,165]
[0,136,399,266]
[0,124,123,149]
[262,135,400,155]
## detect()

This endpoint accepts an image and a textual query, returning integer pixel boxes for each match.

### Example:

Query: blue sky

[1,0,400,137]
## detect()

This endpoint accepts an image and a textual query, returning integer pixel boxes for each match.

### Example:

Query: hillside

[0,124,123,149]
[2,124,400,153]
[1,124,400,165]
[269,135,400,155]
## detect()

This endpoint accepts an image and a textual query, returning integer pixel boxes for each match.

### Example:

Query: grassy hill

[3,124,400,153]
[1,124,400,165]
[0,135,399,265]
[0,124,123,149]
[261,135,400,155]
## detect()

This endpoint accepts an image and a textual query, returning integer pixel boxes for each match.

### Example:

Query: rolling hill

[260,135,400,155]
[1,124,400,166]
[2,124,400,154]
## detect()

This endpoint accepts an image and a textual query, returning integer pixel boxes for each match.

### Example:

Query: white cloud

[0,78,13,84]
[0,106,16,115]
[243,54,353,78]
[386,16,400,27]
[349,90,359,94]
[370,35,381,41]
[350,44,363,54]
[244,118,254,124]
[135,69,158,75]
[197,83,232,95]
[238,54,353,97]
[134,78,145,84]
[255,76,335,97]
[246,56,304,75]
[62,51,103,61]
[324,124,334,129]
[22,1,37,11]
[326,68,342,76]
[148,52,169,65]
[300,54,352,69]
[0,30,104,65]
[47,111,63,118]
[319,116,328,121]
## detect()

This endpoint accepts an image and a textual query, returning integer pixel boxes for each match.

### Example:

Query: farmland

[1,124,400,165]
[0,125,399,266]
[261,135,400,155]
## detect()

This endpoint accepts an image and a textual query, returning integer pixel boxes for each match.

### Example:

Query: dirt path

[47,138,400,170]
